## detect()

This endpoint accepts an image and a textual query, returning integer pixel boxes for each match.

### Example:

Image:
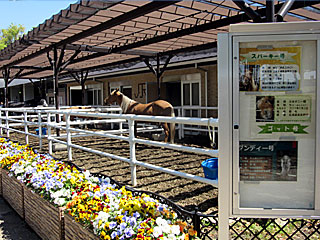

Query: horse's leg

[169,122,175,144]
[162,123,169,143]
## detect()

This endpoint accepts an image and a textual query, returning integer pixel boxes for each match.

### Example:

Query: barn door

[181,73,201,117]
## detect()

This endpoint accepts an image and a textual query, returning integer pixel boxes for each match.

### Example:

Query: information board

[236,39,317,210]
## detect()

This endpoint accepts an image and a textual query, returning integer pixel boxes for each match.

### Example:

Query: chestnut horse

[257,96,274,120]
[104,89,175,143]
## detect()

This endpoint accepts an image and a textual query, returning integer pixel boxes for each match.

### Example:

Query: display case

[218,22,320,218]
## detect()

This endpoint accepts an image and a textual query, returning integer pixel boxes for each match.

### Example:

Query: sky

[0,0,77,33]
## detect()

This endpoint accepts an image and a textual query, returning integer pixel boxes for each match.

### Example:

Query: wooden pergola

[0,0,319,108]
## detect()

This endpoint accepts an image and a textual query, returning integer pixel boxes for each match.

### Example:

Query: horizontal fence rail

[0,107,219,188]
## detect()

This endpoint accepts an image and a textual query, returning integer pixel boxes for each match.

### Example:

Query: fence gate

[218,22,320,239]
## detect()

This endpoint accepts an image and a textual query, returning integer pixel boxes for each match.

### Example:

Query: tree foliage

[0,23,25,50]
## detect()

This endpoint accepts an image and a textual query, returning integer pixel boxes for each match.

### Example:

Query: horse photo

[104,89,175,143]
[239,65,260,91]
[256,96,274,122]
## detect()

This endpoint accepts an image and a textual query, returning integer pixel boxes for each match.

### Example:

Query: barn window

[181,73,201,117]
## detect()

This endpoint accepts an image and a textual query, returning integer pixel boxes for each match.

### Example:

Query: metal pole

[47,112,53,155]
[156,54,161,99]
[66,113,72,161]
[24,112,29,145]
[266,0,275,22]
[218,33,232,240]
[178,108,182,140]
[2,68,10,108]
[5,110,9,138]
[52,47,60,136]
[181,107,185,138]
[128,118,137,186]
[0,110,2,136]
[275,0,295,22]
[119,121,123,136]
[38,112,42,150]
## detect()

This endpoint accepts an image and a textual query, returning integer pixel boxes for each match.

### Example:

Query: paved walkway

[0,197,40,240]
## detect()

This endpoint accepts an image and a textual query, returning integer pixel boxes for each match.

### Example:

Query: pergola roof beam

[232,0,262,22]
[69,0,318,67]
[11,65,47,70]
[8,69,24,84]
[0,0,319,81]
[1,1,178,69]
[61,43,157,56]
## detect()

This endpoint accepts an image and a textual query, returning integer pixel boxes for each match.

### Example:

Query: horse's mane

[120,93,135,113]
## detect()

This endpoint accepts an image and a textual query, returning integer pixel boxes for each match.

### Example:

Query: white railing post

[177,108,182,140]
[66,113,72,161]
[38,112,42,150]
[24,112,29,145]
[128,117,137,186]
[119,121,123,136]
[181,107,185,138]
[47,112,53,155]
[5,110,9,138]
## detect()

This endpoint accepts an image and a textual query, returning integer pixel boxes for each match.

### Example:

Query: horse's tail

[169,107,175,144]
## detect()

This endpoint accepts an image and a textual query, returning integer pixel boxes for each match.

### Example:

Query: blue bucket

[36,127,47,135]
[201,158,218,180]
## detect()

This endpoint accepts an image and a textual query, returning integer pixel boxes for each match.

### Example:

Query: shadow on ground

[0,197,40,240]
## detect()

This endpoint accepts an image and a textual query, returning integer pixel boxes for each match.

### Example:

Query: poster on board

[239,46,301,92]
[252,94,311,136]
[240,141,298,181]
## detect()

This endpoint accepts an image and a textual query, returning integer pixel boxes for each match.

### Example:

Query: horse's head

[104,88,122,105]
[257,96,274,120]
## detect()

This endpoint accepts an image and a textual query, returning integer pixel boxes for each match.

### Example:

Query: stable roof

[0,0,319,80]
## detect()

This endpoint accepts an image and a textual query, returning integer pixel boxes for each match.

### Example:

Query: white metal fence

[0,107,218,187]
[174,106,218,139]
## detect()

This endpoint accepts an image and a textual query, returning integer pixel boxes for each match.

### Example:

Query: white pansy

[179,234,186,240]
[162,223,171,234]
[170,224,180,235]
[14,166,25,175]
[167,234,176,240]
[53,197,66,206]
[153,226,163,238]
[156,217,167,226]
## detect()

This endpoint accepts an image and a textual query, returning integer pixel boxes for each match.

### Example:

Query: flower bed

[64,213,99,240]
[23,184,64,240]
[0,137,200,240]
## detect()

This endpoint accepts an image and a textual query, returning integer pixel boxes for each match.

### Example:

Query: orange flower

[188,227,197,237]
[177,220,188,232]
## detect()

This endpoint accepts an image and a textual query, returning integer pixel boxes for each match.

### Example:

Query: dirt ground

[9,130,218,215]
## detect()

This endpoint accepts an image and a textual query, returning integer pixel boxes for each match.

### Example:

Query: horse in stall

[104,89,175,143]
